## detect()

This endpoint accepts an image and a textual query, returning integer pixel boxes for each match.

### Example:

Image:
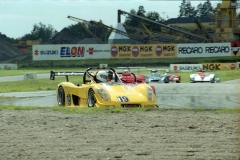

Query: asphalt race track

[0,76,239,109]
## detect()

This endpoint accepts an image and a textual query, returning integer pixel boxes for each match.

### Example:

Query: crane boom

[194,19,214,43]
[141,23,159,43]
[118,9,206,42]
[67,15,149,44]
[79,22,102,43]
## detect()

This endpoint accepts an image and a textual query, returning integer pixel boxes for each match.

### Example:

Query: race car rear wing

[50,71,84,82]
[147,69,169,73]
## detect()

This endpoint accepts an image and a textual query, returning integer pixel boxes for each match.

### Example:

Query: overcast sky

[0,0,221,39]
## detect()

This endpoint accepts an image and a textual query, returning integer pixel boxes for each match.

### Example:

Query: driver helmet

[107,71,113,81]
[96,70,108,82]
[123,69,129,73]
[197,68,202,72]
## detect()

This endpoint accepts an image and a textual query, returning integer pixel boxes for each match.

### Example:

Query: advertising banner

[231,42,240,56]
[110,44,177,59]
[202,63,237,70]
[177,43,231,58]
[237,62,240,69]
[32,44,111,61]
[170,64,202,72]
[0,64,18,70]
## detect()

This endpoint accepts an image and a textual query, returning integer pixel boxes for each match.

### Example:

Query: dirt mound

[47,28,80,44]
[0,34,27,62]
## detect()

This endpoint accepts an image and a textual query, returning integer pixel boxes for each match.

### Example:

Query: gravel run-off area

[1,109,240,159]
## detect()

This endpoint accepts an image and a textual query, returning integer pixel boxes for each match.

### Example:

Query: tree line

[3,0,228,44]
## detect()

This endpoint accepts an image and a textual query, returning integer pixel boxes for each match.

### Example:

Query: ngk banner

[33,44,111,60]
[202,63,237,70]
[177,43,231,58]
[110,44,177,59]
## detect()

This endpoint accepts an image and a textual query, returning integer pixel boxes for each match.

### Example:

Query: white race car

[190,69,220,83]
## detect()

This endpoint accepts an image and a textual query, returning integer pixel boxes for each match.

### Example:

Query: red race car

[119,71,156,95]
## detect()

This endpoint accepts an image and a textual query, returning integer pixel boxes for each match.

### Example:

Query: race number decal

[117,96,129,102]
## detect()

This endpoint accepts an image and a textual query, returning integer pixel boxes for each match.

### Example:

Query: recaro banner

[32,44,111,61]
[177,43,231,58]
[110,44,177,59]
[202,63,237,70]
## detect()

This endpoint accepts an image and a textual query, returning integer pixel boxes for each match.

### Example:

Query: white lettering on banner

[205,46,229,53]
[179,66,201,70]
[171,64,203,72]
[56,72,83,76]
[178,47,203,54]
[132,48,138,52]
[40,50,58,55]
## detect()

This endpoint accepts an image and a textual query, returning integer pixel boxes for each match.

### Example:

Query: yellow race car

[50,67,158,108]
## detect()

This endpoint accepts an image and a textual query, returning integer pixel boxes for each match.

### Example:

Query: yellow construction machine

[215,0,240,42]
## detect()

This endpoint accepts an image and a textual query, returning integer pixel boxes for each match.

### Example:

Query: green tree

[179,0,195,17]
[124,9,138,27]
[146,11,161,22]
[178,0,187,17]
[26,22,57,43]
[185,1,195,17]
[67,22,90,40]
[195,3,204,17]
[145,11,164,31]
[137,6,146,17]
[67,19,111,43]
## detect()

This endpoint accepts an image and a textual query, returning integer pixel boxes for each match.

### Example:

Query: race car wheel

[57,86,65,106]
[88,89,96,107]
[211,77,215,83]
[164,76,169,83]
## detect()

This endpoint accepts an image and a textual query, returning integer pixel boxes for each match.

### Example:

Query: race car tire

[88,89,96,107]
[57,86,65,106]
[211,77,215,83]
[164,76,169,83]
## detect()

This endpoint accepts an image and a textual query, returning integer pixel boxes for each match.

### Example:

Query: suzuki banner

[177,43,231,57]
[32,44,111,60]
[170,64,202,72]
[110,44,177,59]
